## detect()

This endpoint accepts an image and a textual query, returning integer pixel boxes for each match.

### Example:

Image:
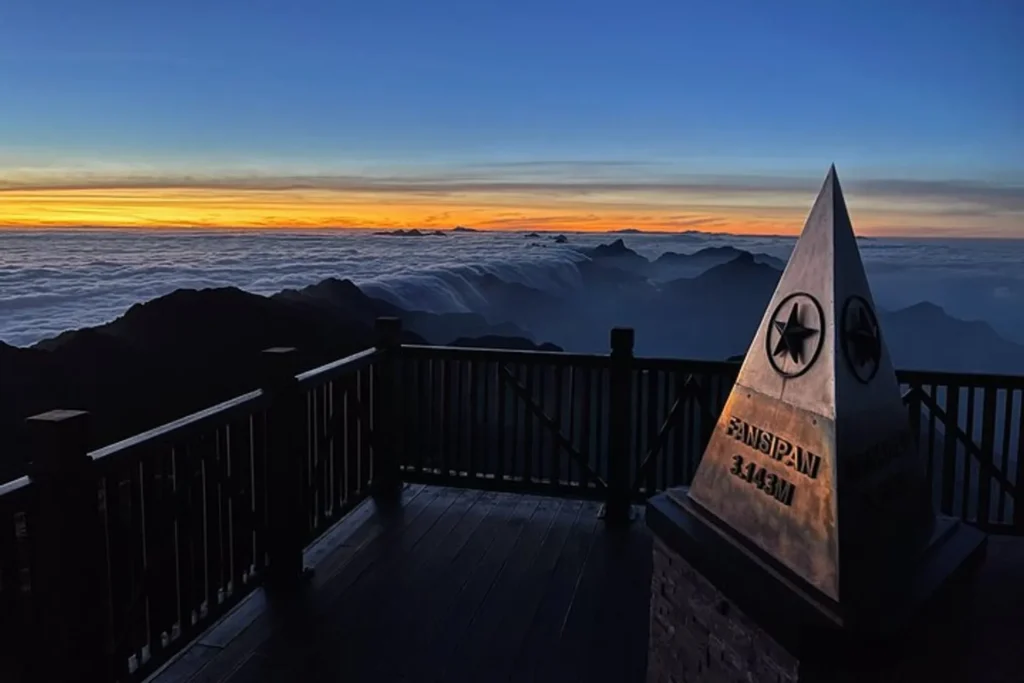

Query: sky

[0,0,1021,236]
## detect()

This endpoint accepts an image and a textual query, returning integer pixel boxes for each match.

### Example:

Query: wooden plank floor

[158,484,652,683]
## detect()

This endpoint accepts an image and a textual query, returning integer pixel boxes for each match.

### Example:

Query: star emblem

[764,292,824,379]
[772,303,818,364]
[841,296,881,383]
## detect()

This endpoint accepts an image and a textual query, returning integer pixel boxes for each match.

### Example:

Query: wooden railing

[392,326,1024,534]
[902,371,1024,532]
[0,316,1021,682]
[0,318,401,683]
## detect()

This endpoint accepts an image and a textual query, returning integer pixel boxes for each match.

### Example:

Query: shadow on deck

[153,485,652,683]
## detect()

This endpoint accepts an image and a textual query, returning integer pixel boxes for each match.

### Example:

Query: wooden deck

[148,483,1024,683]
[152,485,652,683]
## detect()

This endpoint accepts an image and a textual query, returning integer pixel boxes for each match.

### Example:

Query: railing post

[373,317,403,500]
[260,347,312,592]
[604,327,635,524]
[25,410,108,683]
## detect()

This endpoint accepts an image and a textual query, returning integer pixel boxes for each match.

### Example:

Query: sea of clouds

[1,228,1023,349]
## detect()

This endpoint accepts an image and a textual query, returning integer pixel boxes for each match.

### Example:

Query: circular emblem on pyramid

[765,292,824,379]
[840,295,882,383]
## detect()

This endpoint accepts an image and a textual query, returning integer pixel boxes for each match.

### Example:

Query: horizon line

[1,223,1020,241]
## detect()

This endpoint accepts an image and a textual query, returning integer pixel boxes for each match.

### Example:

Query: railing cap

[25,409,91,476]
[260,347,301,389]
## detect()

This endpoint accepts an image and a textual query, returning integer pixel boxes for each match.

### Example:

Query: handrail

[897,367,1024,390]
[89,389,268,464]
[0,475,31,497]
[295,347,381,386]
[400,343,610,367]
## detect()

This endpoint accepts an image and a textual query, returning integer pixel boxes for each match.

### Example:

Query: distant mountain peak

[589,238,642,258]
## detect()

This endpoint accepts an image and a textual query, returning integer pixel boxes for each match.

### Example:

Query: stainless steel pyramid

[679,166,935,604]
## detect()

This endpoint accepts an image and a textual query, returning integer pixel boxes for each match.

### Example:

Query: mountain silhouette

[0,281,557,482]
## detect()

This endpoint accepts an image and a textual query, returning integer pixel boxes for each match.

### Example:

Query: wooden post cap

[375,317,403,348]
[610,327,635,355]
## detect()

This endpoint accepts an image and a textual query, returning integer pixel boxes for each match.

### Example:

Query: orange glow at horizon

[0,186,1013,237]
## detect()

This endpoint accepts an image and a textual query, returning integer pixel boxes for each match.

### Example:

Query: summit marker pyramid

[680,166,936,608]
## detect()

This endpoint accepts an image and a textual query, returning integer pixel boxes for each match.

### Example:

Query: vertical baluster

[409,356,425,479]
[1014,388,1024,530]
[322,383,335,521]
[686,375,700,481]
[565,367,576,489]
[497,361,507,482]
[227,417,255,593]
[579,368,592,490]
[103,469,131,676]
[630,368,638,491]
[925,384,938,495]
[143,447,176,662]
[436,358,448,476]
[595,367,607,486]
[523,363,536,485]
[998,387,1016,525]
[453,358,465,477]
[907,382,922,451]
[962,387,976,520]
[940,385,960,518]
[468,358,480,482]
[300,390,314,540]
[978,386,998,527]
[358,368,374,494]
[172,442,199,640]
[307,386,323,532]
[320,384,332,523]
[343,373,360,501]
[321,384,332,522]
[250,407,268,575]
[645,369,660,494]
[124,459,149,672]
[396,355,410,478]
[204,431,227,610]
[665,372,680,483]
[425,357,436,471]
[552,365,564,489]
[328,380,346,510]
[537,363,549,486]
[656,371,670,489]
[484,360,495,479]
[508,363,521,482]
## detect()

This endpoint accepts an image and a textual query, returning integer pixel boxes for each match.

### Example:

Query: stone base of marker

[645,490,988,683]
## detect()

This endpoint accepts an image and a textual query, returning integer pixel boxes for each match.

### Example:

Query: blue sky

[0,0,1021,234]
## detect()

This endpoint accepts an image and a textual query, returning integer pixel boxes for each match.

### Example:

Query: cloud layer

[2,229,1023,350]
